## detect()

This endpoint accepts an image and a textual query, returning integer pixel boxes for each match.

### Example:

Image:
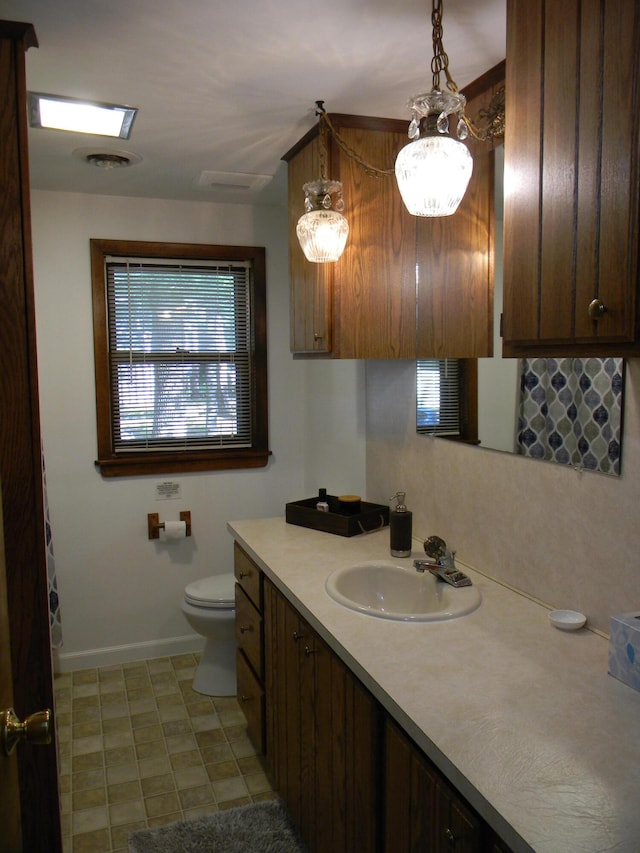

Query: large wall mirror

[417,146,626,476]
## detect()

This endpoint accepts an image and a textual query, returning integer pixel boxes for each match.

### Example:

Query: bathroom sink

[325,560,481,622]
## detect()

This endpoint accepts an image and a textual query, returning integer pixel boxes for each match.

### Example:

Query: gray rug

[128,799,307,853]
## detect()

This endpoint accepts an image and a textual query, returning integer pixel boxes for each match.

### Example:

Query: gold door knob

[1,708,52,756]
[588,298,606,320]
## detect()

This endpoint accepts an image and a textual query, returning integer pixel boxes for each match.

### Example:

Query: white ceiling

[2,0,505,206]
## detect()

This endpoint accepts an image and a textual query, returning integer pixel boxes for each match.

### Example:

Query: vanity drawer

[236,648,265,753]
[235,583,263,677]
[234,542,263,610]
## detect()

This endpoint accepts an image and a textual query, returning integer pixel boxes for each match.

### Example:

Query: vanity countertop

[228,516,640,853]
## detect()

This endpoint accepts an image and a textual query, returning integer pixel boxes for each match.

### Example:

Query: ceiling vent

[195,170,271,193]
[73,147,142,169]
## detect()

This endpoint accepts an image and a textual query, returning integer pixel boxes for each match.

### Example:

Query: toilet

[181,573,237,696]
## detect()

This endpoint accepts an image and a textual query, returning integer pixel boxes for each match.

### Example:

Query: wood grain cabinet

[503,0,640,356]
[384,717,511,853]
[264,578,382,853]
[233,543,265,753]
[283,64,503,360]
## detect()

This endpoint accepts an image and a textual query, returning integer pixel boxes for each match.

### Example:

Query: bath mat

[128,799,307,853]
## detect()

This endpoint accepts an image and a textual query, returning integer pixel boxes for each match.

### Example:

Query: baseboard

[53,634,204,673]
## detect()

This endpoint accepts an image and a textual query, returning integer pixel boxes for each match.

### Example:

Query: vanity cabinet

[502,0,640,356]
[233,543,265,753]
[384,717,502,853]
[264,578,382,853]
[283,63,502,359]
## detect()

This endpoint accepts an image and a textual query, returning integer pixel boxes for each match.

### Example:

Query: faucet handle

[424,535,447,561]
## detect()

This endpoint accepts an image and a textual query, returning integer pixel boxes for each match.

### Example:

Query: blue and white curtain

[43,449,62,648]
[517,358,624,475]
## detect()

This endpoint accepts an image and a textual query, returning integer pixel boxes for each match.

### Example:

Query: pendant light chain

[319,108,394,179]
[431,0,459,94]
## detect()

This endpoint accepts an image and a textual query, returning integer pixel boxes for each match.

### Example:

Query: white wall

[31,190,366,670]
[365,358,640,635]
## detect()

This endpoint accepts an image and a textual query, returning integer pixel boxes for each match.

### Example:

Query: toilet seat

[184,573,235,608]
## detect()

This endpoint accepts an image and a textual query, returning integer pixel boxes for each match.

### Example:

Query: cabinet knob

[292,631,304,642]
[313,332,324,341]
[304,645,316,657]
[588,298,606,320]
[444,827,457,846]
[239,624,253,634]
[240,695,251,703]
[238,570,250,579]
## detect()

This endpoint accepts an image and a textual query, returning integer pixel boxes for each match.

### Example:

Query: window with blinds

[416,359,462,436]
[91,240,269,476]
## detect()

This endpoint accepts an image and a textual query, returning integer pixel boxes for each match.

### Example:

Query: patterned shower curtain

[43,448,62,648]
[517,358,624,475]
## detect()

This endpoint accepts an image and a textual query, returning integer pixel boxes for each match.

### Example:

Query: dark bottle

[390,491,412,557]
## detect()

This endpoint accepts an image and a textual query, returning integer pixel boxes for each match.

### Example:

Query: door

[0,20,62,853]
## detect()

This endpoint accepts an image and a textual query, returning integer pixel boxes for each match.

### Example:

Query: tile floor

[54,652,275,853]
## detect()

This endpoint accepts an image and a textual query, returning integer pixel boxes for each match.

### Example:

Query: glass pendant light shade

[296,179,349,263]
[395,133,473,217]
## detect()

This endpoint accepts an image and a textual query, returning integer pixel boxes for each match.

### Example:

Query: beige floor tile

[173,764,209,789]
[107,780,142,804]
[109,799,147,826]
[211,776,249,803]
[57,652,271,852]
[72,770,104,793]
[72,786,107,811]
[71,804,109,835]
[106,762,139,785]
[140,773,175,797]
[169,749,203,771]
[144,791,181,818]
[72,828,111,853]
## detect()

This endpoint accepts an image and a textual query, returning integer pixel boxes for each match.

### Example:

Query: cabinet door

[264,579,381,852]
[331,122,417,359]
[287,135,333,354]
[416,63,502,359]
[503,0,640,354]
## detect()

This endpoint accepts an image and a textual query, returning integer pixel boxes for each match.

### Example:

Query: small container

[338,494,361,515]
[316,488,329,512]
[389,491,412,557]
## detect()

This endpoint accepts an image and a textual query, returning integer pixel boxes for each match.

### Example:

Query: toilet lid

[184,573,235,608]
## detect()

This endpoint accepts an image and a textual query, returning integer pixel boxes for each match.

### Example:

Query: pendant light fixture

[296,103,349,263]
[395,0,473,217]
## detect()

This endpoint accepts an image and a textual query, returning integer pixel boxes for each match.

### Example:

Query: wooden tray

[285,495,389,537]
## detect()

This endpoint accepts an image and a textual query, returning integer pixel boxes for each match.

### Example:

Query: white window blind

[106,257,253,452]
[416,359,461,436]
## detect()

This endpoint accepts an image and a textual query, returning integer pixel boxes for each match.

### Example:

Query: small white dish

[548,609,586,631]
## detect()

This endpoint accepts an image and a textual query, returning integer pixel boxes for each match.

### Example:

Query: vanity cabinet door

[264,578,382,853]
[234,545,265,753]
[503,0,640,355]
[385,717,503,853]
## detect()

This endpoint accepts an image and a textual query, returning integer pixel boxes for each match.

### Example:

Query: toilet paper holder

[148,511,192,540]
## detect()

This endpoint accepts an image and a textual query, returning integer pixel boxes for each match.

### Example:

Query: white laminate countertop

[228,517,640,853]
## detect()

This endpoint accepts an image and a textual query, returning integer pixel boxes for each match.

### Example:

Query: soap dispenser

[389,492,412,557]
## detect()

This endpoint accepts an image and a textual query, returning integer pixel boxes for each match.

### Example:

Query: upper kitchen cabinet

[284,65,503,359]
[503,0,640,356]
[285,115,416,358]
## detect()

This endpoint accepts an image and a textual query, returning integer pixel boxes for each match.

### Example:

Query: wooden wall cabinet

[503,0,640,356]
[284,64,503,360]
[264,577,382,853]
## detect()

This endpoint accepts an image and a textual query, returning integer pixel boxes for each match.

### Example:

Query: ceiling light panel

[28,92,138,139]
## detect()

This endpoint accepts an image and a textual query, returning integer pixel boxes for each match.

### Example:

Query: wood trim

[90,239,270,476]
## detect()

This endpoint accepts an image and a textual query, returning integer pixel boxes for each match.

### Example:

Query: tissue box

[608,612,640,692]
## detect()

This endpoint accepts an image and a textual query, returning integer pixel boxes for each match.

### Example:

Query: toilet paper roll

[163,520,187,542]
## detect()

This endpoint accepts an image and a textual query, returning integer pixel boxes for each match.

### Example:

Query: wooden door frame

[0,20,62,852]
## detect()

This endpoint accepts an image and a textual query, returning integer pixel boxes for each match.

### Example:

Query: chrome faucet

[413,535,472,588]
